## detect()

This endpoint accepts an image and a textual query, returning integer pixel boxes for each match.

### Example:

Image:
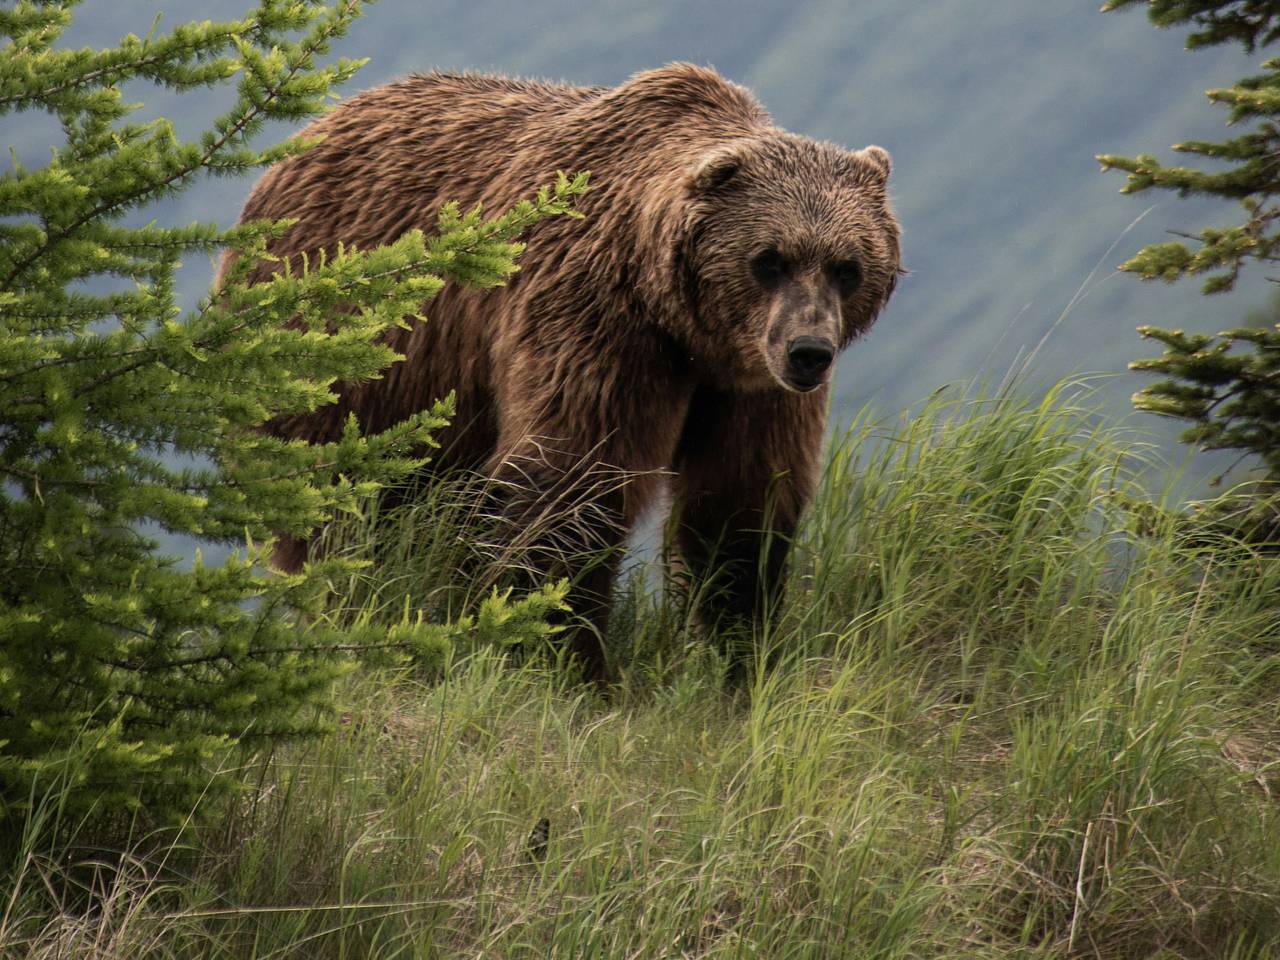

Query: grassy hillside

[7,7,1280,957]
[5,387,1278,958]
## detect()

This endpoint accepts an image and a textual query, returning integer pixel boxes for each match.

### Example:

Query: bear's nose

[786,336,835,383]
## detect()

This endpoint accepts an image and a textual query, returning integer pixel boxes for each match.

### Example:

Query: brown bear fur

[219,63,902,682]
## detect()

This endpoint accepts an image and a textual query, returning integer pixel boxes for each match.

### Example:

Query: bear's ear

[855,145,892,183]
[688,140,756,195]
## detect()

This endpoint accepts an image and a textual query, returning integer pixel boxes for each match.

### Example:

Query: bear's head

[678,134,902,393]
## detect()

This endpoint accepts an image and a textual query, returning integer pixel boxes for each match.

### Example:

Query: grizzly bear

[221,63,902,682]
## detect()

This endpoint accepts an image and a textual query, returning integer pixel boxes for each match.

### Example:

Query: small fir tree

[1098,0,1280,536]
[0,0,581,831]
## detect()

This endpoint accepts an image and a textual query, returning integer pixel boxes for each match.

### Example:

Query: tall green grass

[5,385,1279,958]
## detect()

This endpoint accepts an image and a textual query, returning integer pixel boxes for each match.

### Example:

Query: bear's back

[219,65,779,457]
[224,72,604,282]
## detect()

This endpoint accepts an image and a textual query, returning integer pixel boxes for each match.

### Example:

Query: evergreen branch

[0,4,356,292]
[1101,0,1280,52]
[1101,0,1280,517]
[0,22,258,110]
[2,177,584,401]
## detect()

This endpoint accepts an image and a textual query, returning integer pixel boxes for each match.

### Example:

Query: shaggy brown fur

[220,63,902,682]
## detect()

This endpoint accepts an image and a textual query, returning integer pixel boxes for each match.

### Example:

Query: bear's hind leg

[670,384,826,655]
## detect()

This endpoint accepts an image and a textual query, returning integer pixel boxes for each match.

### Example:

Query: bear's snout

[784,336,836,391]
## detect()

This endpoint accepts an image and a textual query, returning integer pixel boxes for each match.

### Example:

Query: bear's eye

[828,259,863,296]
[750,249,790,286]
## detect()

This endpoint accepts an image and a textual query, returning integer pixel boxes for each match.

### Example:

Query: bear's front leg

[487,330,695,683]
[486,443,634,683]
[671,384,827,644]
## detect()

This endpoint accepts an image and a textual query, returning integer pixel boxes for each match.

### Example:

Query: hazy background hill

[19,0,1277,477]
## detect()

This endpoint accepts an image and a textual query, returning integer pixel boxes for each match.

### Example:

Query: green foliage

[333,581,572,671]
[1130,301,1280,479]
[0,0,587,832]
[1098,0,1280,532]
[1101,0,1280,52]
[1127,296,1280,540]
